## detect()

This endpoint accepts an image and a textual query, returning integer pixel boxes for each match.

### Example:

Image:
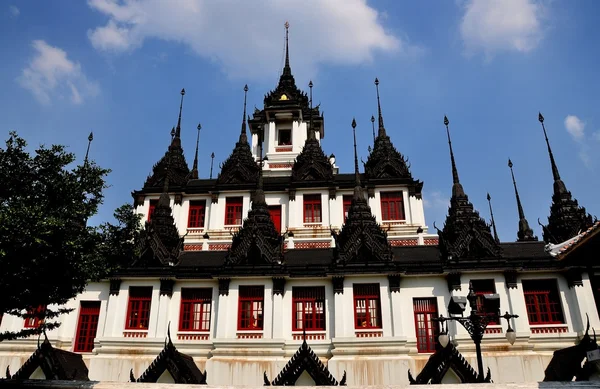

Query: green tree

[0,132,140,342]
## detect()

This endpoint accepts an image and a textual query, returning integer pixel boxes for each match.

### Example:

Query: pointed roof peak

[486,192,500,243]
[84,131,93,166]
[508,158,538,242]
[283,21,291,76]
[175,88,185,138]
[538,112,565,192]
[308,80,315,140]
[190,123,201,179]
[444,116,464,198]
[374,78,386,137]
[351,118,362,192]
[240,84,249,142]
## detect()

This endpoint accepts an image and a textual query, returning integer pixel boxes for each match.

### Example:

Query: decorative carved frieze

[272,277,286,296]
[388,274,401,293]
[367,187,375,199]
[566,268,583,288]
[133,194,145,208]
[159,279,175,297]
[329,187,337,200]
[446,272,461,292]
[109,278,121,296]
[332,276,344,294]
[288,189,296,202]
[219,278,231,296]
[211,192,219,204]
[504,270,518,289]
[174,193,183,205]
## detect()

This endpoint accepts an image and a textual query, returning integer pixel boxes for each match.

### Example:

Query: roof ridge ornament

[84,131,93,167]
[374,78,386,138]
[190,123,201,179]
[508,158,538,242]
[240,85,249,142]
[444,116,464,197]
[283,21,291,76]
[175,88,185,138]
[487,193,500,243]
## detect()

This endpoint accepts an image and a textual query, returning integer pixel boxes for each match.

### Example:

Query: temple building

[0,26,599,386]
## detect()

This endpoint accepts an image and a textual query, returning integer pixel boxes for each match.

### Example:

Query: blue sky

[1,0,599,241]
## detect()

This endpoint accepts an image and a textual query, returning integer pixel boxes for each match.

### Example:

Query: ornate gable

[333,119,392,264]
[226,167,283,266]
[408,343,488,384]
[132,329,207,384]
[135,186,183,267]
[291,137,334,182]
[10,336,89,381]
[217,85,259,186]
[264,336,346,386]
[437,116,501,260]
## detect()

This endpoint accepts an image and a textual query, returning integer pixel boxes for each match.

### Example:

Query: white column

[333,282,346,338]
[155,292,170,338]
[573,273,600,332]
[272,292,284,339]
[216,288,231,338]
[380,284,393,337]
[390,290,404,337]
[506,280,531,338]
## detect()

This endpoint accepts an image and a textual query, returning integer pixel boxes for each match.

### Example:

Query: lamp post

[433,282,519,382]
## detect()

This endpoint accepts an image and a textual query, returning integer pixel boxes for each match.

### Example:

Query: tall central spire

[352,118,361,188]
[308,80,315,140]
[508,159,537,242]
[190,123,201,179]
[283,21,292,77]
[374,78,386,137]
[444,116,464,197]
[175,88,185,138]
[240,84,249,143]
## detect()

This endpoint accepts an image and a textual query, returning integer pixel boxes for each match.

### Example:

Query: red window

[470,279,499,324]
[225,197,243,225]
[343,195,352,222]
[523,280,564,325]
[303,194,322,224]
[268,205,282,232]
[187,200,206,228]
[179,288,212,332]
[353,284,381,329]
[148,200,158,221]
[414,298,439,353]
[126,286,152,330]
[292,287,326,331]
[23,305,46,328]
[74,301,101,353]
[278,129,292,145]
[238,286,264,330]
[380,191,405,221]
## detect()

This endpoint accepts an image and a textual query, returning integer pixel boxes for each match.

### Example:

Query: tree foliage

[0,132,140,342]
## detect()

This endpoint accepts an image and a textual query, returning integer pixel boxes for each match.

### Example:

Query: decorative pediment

[144,139,190,189]
[291,138,334,183]
[408,343,488,384]
[10,336,89,381]
[264,336,346,386]
[133,329,206,384]
[364,135,412,180]
[135,192,183,267]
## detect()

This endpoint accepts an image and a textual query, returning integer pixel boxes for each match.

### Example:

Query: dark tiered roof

[264,336,345,386]
[538,113,595,244]
[408,343,489,384]
[10,336,89,381]
[132,329,206,384]
[144,89,190,189]
[437,116,501,260]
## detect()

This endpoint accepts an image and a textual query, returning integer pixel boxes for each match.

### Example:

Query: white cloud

[17,40,100,105]
[423,191,449,209]
[459,0,545,56]
[593,131,600,142]
[86,0,408,79]
[564,115,585,141]
[9,5,19,18]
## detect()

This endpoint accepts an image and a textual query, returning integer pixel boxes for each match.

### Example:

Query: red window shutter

[225,197,243,225]
[148,200,158,221]
[380,192,405,221]
[522,280,564,325]
[268,205,282,232]
[413,298,439,353]
[343,195,352,222]
[353,284,382,329]
[292,287,326,331]
[74,301,101,353]
[126,286,153,330]
[188,200,206,228]
[23,305,46,328]
[303,194,322,224]
[238,286,264,330]
[471,279,499,324]
[179,288,212,332]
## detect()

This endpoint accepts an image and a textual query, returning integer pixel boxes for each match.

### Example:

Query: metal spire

[538,112,567,194]
[175,88,185,138]
[444,116,465,197]
[210,152,215,179]
[283,21,291,76]
[84,131,93,167]
[508,159,537,241]
[487,193,500,243]
[308,80,315,140]
[352,118,360,185]
[191,123,201,179]
[240,85,249,143]
[370,115,375,143]
[374,78,387,137]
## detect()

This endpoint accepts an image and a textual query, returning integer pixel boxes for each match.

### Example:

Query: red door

[268,206,282,233]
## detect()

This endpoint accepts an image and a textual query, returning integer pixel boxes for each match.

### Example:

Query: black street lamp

[433,282,519,382]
